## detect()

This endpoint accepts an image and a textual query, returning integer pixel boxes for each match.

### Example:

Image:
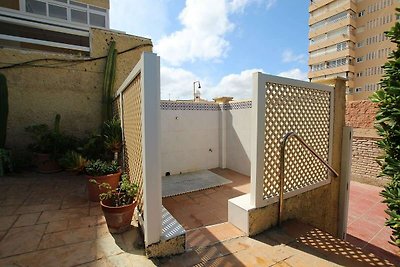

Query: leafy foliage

[91,173,138,207]
[370,8,400,247]
[103,117,122,153]
[85,159,119,176]
[25,115,77,159]
[59,151,87,173]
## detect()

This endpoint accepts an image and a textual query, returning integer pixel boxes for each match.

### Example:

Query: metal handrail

[278,132,339,227]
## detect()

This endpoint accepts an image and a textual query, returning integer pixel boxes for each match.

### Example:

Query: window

[89,13,106,27]
[23,0,108,28]
[26,0,46,16]
[356,57,364,63]
[71,9,87,24]
[358,10,365,17]
[49,4,67,20]
[355,87,362,93]
[357,41,364,48]
[337,42,348,51]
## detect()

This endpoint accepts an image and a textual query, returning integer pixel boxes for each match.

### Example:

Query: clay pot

[34,153,62,174]
[86,171,121,202]
[100,199,136,233]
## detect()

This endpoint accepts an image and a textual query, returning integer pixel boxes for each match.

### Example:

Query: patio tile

[0,240,97,267]
[46,220,69,233]
[0,231,6,241]
[37,207,89,223]
[13,212,41,227]
[0,215,18,230]
[15,203,60,214]
[67,215,103,229]
[0,224,46,257]
[89,205,103,216]
[61,195,90,209]
[38,227,97,249]
[0,205,19,216]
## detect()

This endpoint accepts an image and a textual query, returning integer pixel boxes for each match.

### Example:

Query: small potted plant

[25,114,76,173]
[59,150,88,174]
[102,117,122,161]
[92,173,138,233]
[85,159,121,202]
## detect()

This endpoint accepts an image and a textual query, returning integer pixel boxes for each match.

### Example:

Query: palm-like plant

[370,8,400,248]
[102,117,122,161]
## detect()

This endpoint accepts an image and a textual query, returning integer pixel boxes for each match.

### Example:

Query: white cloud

[109,0,169,40]
[266,0,277,10]
[155,0,233,66]
[156,0,278,66]
[230,0,277,12]
[204,68,263,100]
[160,67,199,100]
[282,49,306,64]
[278,68,308,81]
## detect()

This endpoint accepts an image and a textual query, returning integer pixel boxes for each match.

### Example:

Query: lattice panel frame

[263,81,333,199]
[122,74,144,212]
[112,96,121,119]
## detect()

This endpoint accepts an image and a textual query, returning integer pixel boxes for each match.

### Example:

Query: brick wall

[346,100,378,128]
[351,136,388,186]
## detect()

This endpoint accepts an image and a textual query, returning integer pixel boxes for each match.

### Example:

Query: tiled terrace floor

[163,169,399,264]
[347,181,400,263]
[0,172,155,267]
[160,220,398,266]
[1,171,399,266]
[162,168,249,230]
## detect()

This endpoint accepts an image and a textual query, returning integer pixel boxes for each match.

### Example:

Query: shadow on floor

[277,220,398,267]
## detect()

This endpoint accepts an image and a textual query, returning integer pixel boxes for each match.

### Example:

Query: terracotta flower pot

[34,153,62,174]
[100,199,137,234]
[86,171,121,202]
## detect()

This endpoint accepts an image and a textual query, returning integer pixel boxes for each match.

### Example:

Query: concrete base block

[228,194,278,236]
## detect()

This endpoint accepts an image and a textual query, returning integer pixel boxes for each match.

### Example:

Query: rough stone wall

[0,28,152,151]
[345,100,378,128]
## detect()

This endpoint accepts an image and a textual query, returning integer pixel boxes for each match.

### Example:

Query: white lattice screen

[263,81,333,199]
[121,74,144,212]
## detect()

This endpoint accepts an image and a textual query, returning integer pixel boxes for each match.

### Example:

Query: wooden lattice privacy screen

[117,74,144,212]
[263,80,333,200]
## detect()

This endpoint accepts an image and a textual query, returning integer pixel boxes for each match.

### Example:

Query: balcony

[308,64,355,79]
[309,15,356,39]
[309,33,356,52]
[309,0,356,26]
[0,7,90,53]
[308,48,355,65]
[309,0,336,13]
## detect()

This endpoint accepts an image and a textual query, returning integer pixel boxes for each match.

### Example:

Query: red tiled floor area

[186,222,245,249]
[347,181,400,262]
[162,168,250,230]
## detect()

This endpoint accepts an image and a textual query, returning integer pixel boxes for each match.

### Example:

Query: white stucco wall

[161,109,220,175]
[226,107,252,176]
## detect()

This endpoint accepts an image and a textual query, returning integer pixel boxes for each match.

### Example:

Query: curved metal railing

[278,132,339,226]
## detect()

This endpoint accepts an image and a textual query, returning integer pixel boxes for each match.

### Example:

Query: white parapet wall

[159,100,253,177]
[160,102,221,176]
[225,101,252,176]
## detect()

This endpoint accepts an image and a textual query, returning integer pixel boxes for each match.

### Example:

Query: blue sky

[110,0,310,100]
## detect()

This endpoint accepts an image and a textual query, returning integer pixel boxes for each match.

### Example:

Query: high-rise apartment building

[308,0,398,101]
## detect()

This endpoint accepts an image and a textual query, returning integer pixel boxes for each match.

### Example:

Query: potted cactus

[85,160,121,202]
[92,173,138,233]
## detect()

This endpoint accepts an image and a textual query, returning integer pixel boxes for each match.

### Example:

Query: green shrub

[91,173,138,207]
[370,7,400,248]
[85,160,119,176]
